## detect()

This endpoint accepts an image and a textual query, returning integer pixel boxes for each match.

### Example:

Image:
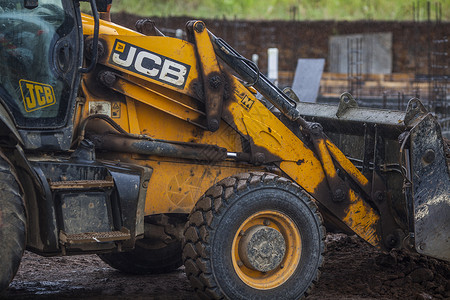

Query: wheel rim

[231,210,302,290]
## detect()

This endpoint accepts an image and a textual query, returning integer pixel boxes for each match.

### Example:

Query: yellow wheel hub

[231,210,302,290]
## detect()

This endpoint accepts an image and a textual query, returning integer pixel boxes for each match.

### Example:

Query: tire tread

[182,172,325,299]
[0,154,26,292]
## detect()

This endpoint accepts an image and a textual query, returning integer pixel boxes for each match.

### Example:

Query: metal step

[50,177,114,190]
[59,228,130,245]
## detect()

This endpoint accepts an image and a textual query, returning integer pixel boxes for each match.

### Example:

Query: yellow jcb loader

[0,0,448,299]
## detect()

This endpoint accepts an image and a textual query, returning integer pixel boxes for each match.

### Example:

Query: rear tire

[183,172,325,299]
[0,155,26,292]
[99,214,185,274]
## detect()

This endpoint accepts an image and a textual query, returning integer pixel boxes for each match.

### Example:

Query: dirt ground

[1,233,449,300]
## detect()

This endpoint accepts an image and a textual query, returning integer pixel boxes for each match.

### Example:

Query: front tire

[183,172,325,299]
[0,154,26,292]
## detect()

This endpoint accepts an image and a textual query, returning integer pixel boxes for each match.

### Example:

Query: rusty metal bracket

[59,227,130,249]
[282,87,300,103]
[336,92,359,118]
[187,21,225,132]
[135,18,165,36]
[49,177,115,190]
[404,98,428,127]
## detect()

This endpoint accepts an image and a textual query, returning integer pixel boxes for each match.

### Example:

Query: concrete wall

[329,32,392,74]
[112,13,449,76]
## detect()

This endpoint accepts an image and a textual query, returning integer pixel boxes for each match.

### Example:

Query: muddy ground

[1,233,449,300]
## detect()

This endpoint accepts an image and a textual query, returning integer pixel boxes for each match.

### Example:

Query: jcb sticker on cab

[109,39,191,89]
[19,80,56,112]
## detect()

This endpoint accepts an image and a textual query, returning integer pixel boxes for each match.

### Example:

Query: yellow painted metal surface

[80,81,130,133]
[112,76,205,128]
[125,97,140,134]
[315,138,337,178]
[79,15,383,248]
[191,21,221,78]
[344,190,381,246]
[143,160,256,215]
[223,79,382,248]
[81,13,142,36]
[226,79,326,195]
[326,139,370,188]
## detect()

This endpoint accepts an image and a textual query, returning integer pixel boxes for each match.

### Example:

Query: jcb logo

[239,95,255,110]
[110,40,190,88]
[19,80,56,112]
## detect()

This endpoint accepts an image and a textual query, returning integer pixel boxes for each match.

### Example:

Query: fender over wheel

[99,214,186,274]
[183,172,325,299]
[0,154,26,292]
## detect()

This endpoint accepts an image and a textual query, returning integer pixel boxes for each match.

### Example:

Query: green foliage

[108,0,449,21]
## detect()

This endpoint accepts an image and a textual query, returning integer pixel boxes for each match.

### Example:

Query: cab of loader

[0,0,149,291]
[0,0,82,150]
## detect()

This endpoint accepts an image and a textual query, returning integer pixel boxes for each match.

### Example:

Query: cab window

[0,0,78,128]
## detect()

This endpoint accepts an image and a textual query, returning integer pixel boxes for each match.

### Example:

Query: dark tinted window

[0,0,77,128]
